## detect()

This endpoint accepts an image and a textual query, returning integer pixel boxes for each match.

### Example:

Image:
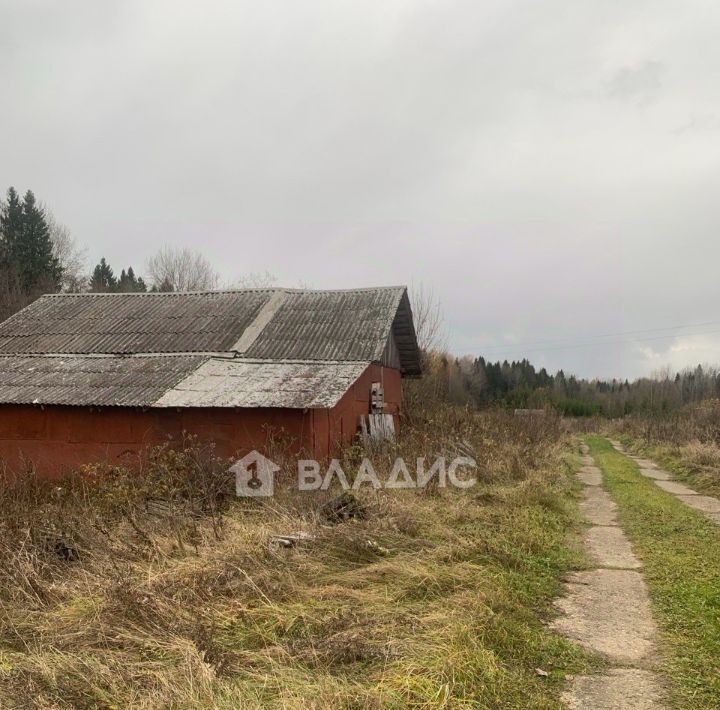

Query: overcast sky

[2,1,719,379]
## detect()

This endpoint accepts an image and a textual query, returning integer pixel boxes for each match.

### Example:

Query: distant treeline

[3,186,716,419]
[421,354,720,417]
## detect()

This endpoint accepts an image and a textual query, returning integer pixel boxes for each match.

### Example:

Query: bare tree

[147,246,220,292]
[229,270,277,289]
[43,207,87,292]
[410,283,446,353]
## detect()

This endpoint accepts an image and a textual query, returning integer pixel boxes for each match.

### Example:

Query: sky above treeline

[2,1,719,380]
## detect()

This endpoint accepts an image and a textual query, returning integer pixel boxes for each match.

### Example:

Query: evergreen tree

[16,190,62,292]
[117,266,147,293]
[89,258,117,292]
[0,188,61,293]
[0,187,23,263]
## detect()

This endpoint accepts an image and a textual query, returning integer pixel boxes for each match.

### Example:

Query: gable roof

[0,287,421,408]
[0,287,420,372]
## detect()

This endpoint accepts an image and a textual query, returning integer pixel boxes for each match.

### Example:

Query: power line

[481,328,720,357]
[481,319,720,353]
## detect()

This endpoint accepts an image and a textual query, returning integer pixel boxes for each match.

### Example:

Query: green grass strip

[587,436,720,708]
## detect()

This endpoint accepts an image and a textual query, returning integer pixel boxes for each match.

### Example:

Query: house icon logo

[231,451,280,497]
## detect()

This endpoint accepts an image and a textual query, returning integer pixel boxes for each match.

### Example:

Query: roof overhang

[154,358,371,409]
[0,355,371,410]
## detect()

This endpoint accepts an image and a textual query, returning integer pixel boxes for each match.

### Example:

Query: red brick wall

[0,405,307,478]
[0,365,404,478]
[326,364,403,453]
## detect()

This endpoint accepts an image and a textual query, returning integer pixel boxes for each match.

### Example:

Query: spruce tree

[89,258,117,292]
[0,188,24,281]
[0,187,24,260]
[0,188,62,293]
[116,266,148,293]
[18,190,62,292]
[128,267,147,292]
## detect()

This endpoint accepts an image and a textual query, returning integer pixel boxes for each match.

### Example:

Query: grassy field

[588,436,720,708]
[0,409,595,709]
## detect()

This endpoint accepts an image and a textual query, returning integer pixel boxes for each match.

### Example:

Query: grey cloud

[672,112,720,135]
[1,0,719,380]
[605,61,664,105]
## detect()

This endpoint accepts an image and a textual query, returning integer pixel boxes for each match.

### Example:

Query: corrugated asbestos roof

[245,289,402,362]
[0,287,421,408]
[0,290,273,354]
[155,359,370,409]
[0,355,207,407]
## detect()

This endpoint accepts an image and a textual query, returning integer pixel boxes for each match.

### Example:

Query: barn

[0,287,420,478]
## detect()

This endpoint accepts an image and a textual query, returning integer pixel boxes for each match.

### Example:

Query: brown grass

[0,408,592,708]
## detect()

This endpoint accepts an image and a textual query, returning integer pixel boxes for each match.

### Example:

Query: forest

[421,353,720,416]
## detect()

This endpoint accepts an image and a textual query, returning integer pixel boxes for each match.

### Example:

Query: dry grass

[612,400,720,496]
[0,408,592,708]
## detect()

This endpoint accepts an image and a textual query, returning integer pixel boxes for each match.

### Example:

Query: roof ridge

[0,352,228,359]
[0,353,378,364]
[42,288,283,297]
[41,285,408,298]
